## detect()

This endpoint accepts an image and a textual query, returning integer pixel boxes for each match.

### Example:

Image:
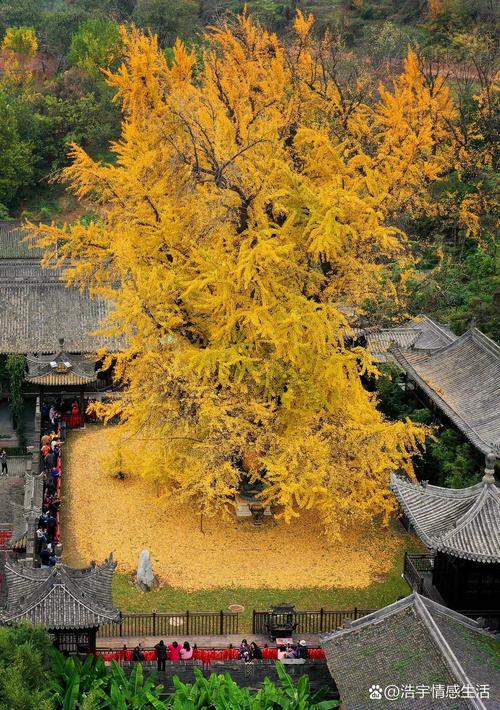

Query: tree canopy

[34,13,476,536]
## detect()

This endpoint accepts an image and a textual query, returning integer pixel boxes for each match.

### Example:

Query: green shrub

[0,625,55,709]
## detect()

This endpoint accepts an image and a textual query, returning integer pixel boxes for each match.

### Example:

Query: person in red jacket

[168,641,181,661]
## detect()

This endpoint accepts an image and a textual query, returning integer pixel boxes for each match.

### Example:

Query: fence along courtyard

[97,606,375,638]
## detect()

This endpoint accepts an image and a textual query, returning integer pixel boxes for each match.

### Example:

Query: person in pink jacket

[168,641,181,660]
[179,641,193,660]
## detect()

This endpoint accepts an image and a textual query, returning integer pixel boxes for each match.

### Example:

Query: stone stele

[136,549,156,591]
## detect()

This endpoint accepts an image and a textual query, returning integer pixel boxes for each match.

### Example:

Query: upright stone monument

[136,549,156,591]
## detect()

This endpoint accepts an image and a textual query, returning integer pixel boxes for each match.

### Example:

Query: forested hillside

[0,0,498,338]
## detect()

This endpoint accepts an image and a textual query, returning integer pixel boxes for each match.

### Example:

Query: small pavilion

[321,593,500,709]
[391,454,500,614]
[26,339,100,419]
[1,556,119,654]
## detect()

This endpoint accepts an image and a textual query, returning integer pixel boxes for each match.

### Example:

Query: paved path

[97,632,322,650]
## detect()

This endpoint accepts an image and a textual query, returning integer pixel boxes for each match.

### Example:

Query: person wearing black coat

[155,640,167,671]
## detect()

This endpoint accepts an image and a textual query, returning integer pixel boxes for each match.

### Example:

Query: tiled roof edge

[415,596,487,710]
[390,346,494,454]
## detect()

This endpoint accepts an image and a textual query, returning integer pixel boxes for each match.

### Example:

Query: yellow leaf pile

[61,428,410,590]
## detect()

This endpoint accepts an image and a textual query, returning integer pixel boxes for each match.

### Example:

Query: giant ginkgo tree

[34,13,456,537]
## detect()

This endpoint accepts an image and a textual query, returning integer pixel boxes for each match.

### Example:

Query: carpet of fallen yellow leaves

[60,426,407,590]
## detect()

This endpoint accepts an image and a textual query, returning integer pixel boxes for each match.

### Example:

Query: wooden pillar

[89,628,97,655]
[79,386,84,419]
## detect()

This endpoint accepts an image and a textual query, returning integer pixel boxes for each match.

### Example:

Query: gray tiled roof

[392,329,500,454]
[9,470,44,546]
[391,474,500,563]
[26,348,97,384]
[0,221,42,258]
[2,556,119,629]
[0,256,121,354]
[0,220,122,353]
[322,594,500,710]
[361,315,456,363]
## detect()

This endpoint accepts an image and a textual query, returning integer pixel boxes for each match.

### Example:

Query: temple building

[0,556,119,654]
[391,454,500,618]
[0,220,118,355]
[391,327,500,456]
[0,220,121,438]
[356,315,500,461]
[360,314,457,363]
[25,340,105,422]
[322,593,500,710]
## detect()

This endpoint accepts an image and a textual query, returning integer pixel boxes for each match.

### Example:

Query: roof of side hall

[391,472,500,563]
[391,328,500,455]
[361,315,457,362]
[1,556,120,629]
[321,593,500,710]
[0,221,121,353]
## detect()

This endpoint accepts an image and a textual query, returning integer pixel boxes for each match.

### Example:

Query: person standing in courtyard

[239,639,251,662]
[0,450,7,476]
[250,641,262,660]
[168,641,181,661]
[155,640,167,671]
[297,640,309,659]
[277,644,287,661]
[179,641,193,660]
[133,644,145,661]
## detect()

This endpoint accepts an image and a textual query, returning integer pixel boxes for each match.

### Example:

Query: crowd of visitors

[99,639,322,668]
[277,640,309,660]
[36,400,75,564]
[112,639,312,671]
[239,639,263,662]
[153,641,194,670]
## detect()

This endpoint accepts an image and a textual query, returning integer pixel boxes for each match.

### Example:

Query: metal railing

[252,608,375,635]
[98,610,240,638]
[403,552,435,595]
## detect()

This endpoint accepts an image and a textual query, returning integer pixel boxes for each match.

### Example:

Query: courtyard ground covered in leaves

[61,426,420,626]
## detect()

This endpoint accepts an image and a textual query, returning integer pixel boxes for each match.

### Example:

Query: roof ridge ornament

[482,452,496,485]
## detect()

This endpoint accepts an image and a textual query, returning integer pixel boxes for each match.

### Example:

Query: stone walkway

[97,632,322,650]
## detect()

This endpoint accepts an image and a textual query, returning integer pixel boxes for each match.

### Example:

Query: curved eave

[1,611,121,629]
[433,543,499,564]
[391,476,500,563]
[26,373,96,386]
[390,477,437,550]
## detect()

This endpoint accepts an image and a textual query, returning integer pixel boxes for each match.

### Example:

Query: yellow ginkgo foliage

[32,14,453,538]
[1,26,38,78]
[2,26,38,56]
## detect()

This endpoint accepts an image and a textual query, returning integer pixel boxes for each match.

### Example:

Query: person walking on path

[0,450,7,476]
